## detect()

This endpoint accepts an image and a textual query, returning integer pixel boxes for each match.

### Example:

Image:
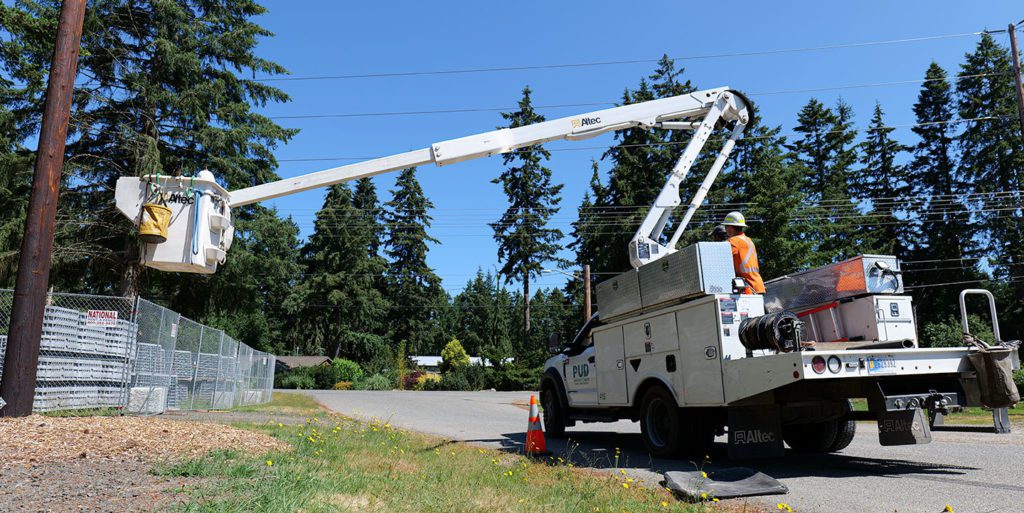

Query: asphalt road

[305,390,1024,513]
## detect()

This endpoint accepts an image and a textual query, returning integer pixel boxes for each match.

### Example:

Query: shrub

[438,371,472,391]
[488,363,542,391]
[357,374,393,391]
[310,365,343,389]
[332,381,353,390]
[440,338,470,374]
[403,370,426,390]
[921,315,995,348]
[277,371,316,390]
[331,358,364,382]
[415,373,441,391]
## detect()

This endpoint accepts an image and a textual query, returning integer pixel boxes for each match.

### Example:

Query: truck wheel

[640,387,690,458]
[783,400,855,453]
[828,401,856,452]
[541,386,567,438]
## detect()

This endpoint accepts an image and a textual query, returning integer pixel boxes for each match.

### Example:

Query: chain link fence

[0,290,275,414]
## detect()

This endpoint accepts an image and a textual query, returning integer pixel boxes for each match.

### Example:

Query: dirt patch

[0,457,191,513]
[0,414,290,467]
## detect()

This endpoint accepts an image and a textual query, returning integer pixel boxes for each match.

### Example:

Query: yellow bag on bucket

[139,202,172,244]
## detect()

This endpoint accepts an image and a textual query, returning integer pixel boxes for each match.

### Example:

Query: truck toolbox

[765,254,903,312]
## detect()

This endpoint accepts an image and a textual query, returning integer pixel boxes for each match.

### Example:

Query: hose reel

[739,311,803,353]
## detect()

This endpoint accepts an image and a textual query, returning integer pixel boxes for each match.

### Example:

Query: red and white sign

[86,310,118,327]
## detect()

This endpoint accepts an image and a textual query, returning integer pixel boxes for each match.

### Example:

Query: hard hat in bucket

[723,211,748,228]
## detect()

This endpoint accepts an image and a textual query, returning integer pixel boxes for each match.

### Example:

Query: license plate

[866,356,897,375]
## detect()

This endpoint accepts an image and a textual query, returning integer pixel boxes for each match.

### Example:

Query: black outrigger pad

[664,467,788,500]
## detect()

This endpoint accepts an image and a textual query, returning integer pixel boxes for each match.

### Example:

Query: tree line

[0,3,1021,383]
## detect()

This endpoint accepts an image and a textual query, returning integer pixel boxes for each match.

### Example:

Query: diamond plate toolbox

[764,254,903,313]
[595,270,642,321]
[639,242,734,309]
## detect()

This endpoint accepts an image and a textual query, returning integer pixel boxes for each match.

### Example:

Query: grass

[156,393,741,513]
[42,407,123,417]
[850,398,1023,425]
[231,391,322,416]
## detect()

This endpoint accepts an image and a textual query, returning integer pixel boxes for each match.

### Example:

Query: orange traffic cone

[525,395,550,456]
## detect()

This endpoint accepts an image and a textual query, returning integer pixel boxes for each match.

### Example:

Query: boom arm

[115,87,750,274]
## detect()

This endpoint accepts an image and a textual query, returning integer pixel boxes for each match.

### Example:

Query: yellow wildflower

[265,460,273,467]
[661,501,668,508]
[701,471,708,478]
[777,503,793,513]
[944,506,954,513]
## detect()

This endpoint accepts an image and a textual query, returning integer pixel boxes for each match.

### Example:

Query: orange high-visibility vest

[728,234,765,294]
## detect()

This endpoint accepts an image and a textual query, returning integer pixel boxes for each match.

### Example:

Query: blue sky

[250,1,1022,294]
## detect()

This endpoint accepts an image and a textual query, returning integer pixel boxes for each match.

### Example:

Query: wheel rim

[644,397,671,448]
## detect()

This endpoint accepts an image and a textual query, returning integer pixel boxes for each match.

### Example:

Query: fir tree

[384,168,446,355]
[0,0,297,297]
[726,114,810,278]
[908,62,984,329]
[956,33,1024,328]
[856,103,911,257]
[491,86,564,345]
[291,184,388,360]
[451,269,513,358]
[788,98,862,265]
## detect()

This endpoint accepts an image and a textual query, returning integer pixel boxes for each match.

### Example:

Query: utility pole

[1009,23,1024,143]
[0,0,87,417]
[583,264,592,322]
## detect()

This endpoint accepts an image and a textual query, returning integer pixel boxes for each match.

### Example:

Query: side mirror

[547,332,562,354]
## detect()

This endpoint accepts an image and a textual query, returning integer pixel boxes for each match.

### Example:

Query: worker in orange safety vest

[722,212,765,294]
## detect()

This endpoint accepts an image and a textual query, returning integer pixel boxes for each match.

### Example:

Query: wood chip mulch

[0,414,291,467]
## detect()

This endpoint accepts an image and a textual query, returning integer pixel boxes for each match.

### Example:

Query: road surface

[305,390,1024,512]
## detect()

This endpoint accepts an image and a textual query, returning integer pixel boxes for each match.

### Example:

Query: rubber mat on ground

[664,467,788,500]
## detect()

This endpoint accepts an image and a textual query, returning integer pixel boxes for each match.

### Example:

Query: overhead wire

[254,29,1006,82]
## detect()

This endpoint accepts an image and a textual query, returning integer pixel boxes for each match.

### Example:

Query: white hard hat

[722,211,748,227]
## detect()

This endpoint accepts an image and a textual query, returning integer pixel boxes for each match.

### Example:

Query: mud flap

[728,405,784,459]
[878,408,931,446]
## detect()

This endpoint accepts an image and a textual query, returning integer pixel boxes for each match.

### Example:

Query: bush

[332,358,364,382]
[403,370,426,390]
[357,374,393,391]
[332,381,353,390]
[276,371,316,390]
[437,371,472,391]
[415,373,441,391]
[922,315,995,348]
[440,338,470,374]
[488,363,542,391]
[310,365,343,389]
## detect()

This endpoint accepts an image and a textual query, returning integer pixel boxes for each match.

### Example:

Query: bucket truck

[114,87,1019,460]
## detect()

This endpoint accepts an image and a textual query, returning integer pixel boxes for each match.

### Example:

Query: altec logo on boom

[571,117,601,129]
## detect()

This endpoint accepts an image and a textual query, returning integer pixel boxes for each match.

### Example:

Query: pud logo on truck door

[571,363,591,386]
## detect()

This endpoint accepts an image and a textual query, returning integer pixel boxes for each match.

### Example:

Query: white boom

[115,87,751,274]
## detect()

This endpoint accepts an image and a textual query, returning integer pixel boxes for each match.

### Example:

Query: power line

[267,71,1007,121]
[255,29,999,82]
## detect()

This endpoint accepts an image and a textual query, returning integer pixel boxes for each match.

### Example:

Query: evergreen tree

[726,114,811,278]
[491,86,564,345]
[451,269,513,359]
[908,62,984,329]
[0,0,297,296]
[956,33,1024,330]
[856,103,912,257]
[788,98,862,265]
[291,184,388,360]
[384,168,446,355]
[0,107,32,287]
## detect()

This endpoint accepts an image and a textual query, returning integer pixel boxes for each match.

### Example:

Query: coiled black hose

[739,312,803,353]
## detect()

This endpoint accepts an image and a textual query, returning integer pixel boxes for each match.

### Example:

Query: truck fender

[541,367,570,413]
[632,376,679,409]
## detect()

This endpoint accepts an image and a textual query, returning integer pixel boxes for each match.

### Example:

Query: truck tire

[783,400,855,453]
[541,386,567,439]
[640,386,704,458]
[828,401,856,452]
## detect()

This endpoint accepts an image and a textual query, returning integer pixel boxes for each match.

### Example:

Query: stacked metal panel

[30,306,138,412]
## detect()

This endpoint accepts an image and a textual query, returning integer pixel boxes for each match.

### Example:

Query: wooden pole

[1009,24,1024,143]
[583,264,592,321]
[0,0,87,417]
